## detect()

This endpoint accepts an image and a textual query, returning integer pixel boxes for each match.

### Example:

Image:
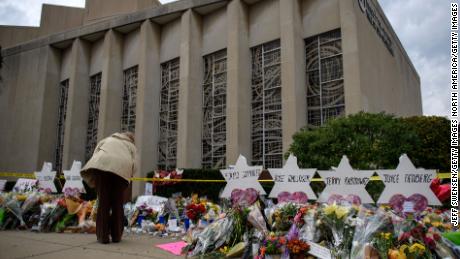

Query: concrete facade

[0,0,421,196]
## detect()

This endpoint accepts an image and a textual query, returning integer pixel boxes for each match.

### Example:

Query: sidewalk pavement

[0,231,184,259]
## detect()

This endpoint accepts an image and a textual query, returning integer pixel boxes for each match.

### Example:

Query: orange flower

[260,246,266,256]
[279,237,286,245]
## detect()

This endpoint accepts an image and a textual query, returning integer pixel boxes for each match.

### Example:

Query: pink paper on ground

[156,241,187,256]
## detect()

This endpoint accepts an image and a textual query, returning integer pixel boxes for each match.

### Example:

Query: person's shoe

[111,238,121,243]
[97,238,110,244]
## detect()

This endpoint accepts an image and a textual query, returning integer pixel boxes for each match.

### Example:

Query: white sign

[308,241,332,259]
[376,154,441,206]
[317,156,375,204]
[403,201,415,213]
[0,179,6,192]
[268,154,317,200]
[135,195,168,211]
[34,162,57,193]
[13,178,38,193]
[220,155,265,198]
[145,183,153,195]
[63,161,86,193]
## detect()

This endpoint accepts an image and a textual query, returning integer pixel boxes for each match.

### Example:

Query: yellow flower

[219,246,229,254]
[335,206,349,219]
[324,204,338,216]
[409,243,426,254]
[432,221,441,228]
[423,217,431,224]
[380,232,391,239]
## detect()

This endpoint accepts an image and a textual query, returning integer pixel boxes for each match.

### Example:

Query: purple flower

[287,224,299,241]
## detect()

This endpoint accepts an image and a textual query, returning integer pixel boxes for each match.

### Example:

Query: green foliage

[402,116,450,172]
[288,112,450,202]
[289,112,420,170]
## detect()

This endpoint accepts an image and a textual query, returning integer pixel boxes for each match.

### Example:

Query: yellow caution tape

[0,171,453,182]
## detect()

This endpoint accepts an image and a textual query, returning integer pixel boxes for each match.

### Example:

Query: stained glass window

[121,66,138,133]
[85,73,101,162]
[251,40,283,169]
[55,79,69,172]
[158,58,180,170]
[305,29,345,126]
[202,49,227,169]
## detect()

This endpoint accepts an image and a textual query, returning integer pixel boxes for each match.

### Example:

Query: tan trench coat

[81,133,137,188]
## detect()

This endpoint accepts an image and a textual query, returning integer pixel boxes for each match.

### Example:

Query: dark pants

[95,171,127,243]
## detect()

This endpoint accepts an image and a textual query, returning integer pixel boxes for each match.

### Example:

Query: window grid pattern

[85,73,102,162]
[305,29,345,126]
[251,40,283,169]
[202,50,227,169]
[121,66,138,133]
[158,58,180,170]
[55,79,69,173]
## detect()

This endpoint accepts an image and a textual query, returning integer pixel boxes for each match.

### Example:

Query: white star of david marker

[317,156,375,203]
[268,154,317,200]
[376,154,441,205]
[220,155,266,198]
[63,161,86,193]
[34,162,57,193]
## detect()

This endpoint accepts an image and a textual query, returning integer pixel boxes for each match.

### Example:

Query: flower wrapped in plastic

[1,196,25,229]
[247,203,268,235]
[351,207,390,258]
[319,203,356,258]
[298,206,318,242]
[42,198,67,232]
[32,201,56,232]
[77,200,96,233]
[188,215,234,256]
[21,192,43,228]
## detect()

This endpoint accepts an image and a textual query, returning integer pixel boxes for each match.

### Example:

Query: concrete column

[176,10,203,168]
[339,0,363,114]
[98,29,124,140]
[62,39,91,170]
[226,0,252,165]
[36,46,62,168]
[280,0,307,157]
[132,20,161,196]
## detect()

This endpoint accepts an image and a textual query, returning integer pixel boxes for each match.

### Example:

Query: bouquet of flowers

[298,205,318,242]
[286,238,310,258]
[371,232,394,259]
[319,203,356,258]
[32,202,53,232]
[1,196,25,229]
[351,207,390,258]
[272,203,299,232]
[186,203,206,224]
[260,233,286,257]
[187,216,234,256]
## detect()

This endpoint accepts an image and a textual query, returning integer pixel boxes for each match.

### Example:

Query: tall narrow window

[251,40,282,169]
[202,49,227,169]
[305,29,345,126]
[121,66,138,133]
[85,73,102,162]
[55,79,69,172]
[158,58,180,170]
